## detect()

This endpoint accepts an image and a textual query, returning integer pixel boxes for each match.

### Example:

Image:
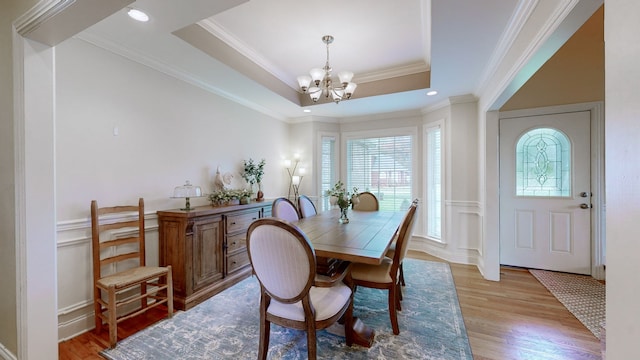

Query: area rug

[101,259,472,359]
[529,269,605,339]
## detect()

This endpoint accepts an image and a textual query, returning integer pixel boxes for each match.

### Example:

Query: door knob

[580,203,591,209]
[580,192,590,198]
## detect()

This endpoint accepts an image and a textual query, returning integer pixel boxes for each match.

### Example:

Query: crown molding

[476,0,538,95]
[14,0,75,36]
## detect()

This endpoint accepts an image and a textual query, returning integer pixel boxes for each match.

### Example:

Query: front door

[499,111,591,274]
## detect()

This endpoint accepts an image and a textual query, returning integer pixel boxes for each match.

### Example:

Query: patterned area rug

[101,259,472,359]
[530,269,605,339]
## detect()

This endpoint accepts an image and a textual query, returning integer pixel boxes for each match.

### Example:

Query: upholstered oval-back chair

[246,218,354,359]
[297,195,318,218]
[352,191,379,211]
[272,197,300,222]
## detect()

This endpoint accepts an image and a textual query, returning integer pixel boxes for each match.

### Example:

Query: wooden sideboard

[157,201,271,310]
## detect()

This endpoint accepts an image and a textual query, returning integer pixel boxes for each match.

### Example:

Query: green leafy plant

[326,181,359,209]
[242,158,266,185]
[209,189,251,205]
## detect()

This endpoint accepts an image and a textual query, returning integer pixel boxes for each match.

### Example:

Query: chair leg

[306,324,317,360]
[107,286,117,348]
[396,282,402,311]
[258,319,270,360]
[388,285,400,335]
[399,263,406,286]
[94,288,103,334]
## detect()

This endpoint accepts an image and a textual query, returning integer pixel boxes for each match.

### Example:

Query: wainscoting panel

[412,201,481,265]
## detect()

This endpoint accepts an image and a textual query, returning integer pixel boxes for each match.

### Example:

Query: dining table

[291,208,405,348]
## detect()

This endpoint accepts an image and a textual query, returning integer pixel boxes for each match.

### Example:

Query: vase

[339,206,349,224]
[256,183,264,202]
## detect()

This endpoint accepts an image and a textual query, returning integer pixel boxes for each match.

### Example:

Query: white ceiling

[76,0,524,120]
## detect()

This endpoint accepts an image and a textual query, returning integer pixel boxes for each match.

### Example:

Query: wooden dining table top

[293,209,404,265]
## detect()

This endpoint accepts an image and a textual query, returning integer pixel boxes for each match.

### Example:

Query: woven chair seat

[97,266,169,289]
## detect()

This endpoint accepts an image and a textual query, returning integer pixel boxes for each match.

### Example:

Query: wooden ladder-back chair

[271,197,300,222]
[352,191,379,211]
[297,195,318,218]
[246,218,354,360]
[91,198,173,348]
[350,200,418,335]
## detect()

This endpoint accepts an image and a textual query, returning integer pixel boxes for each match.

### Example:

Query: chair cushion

[350,257,393,284]
[267,282,352,321]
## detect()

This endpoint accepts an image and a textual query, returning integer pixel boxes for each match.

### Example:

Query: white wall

[55,37,290,339]
[604,1,640,358]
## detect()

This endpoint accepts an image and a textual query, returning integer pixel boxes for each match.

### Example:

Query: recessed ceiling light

[127,8,149,22]
[426,90,438,96]
[303,109,311,113]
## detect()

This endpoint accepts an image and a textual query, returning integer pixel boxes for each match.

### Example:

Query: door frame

[498,102,605,279]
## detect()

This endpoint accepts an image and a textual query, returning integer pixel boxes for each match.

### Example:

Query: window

[425,125,442,239]
[346,134,413,211]
[516,127,571,197]
[319,134,338,211]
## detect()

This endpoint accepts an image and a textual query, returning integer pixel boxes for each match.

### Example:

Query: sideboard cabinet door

[191,216,224,292]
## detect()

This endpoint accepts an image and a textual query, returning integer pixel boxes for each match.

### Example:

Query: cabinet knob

[231,221,236,225]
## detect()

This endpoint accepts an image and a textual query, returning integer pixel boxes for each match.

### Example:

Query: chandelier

[297,35,357,104]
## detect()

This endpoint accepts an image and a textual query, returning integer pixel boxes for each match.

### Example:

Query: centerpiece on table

[326,181,359,224]
[242,158,266,202]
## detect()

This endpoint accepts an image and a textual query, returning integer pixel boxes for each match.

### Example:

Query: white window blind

[425,126,442,239]
[346,135,412,211]
[320,135,337,211]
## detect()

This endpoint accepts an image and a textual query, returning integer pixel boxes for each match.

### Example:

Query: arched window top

[515,127,571,197]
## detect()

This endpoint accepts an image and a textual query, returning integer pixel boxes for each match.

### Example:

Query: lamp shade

[309,87,322,102]
[338,71,353,85]
[309,68,325,83]
[297,75,312,91]
[344,82,357,96]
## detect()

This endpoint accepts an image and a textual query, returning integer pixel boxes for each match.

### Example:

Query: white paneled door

[499,111,591,275]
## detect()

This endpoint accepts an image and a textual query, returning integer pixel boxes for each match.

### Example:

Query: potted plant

[242,158,266,201]
[326,181,359,223]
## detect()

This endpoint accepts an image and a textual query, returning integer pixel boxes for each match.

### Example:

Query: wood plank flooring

[59,251,603,359]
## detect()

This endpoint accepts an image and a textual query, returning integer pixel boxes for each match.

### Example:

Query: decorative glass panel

[515,128,570,197]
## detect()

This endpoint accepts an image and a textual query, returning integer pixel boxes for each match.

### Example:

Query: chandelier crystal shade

[297,35,357,104]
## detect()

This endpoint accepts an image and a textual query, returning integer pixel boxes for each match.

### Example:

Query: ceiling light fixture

[297,35,357,104]
[127,8,149,22]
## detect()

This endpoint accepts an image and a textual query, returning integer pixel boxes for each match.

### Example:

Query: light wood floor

[59,252,603,359]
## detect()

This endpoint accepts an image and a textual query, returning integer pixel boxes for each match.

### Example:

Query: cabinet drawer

[226,232,247,253]
[226,210,260,234]
[227,251,250,274]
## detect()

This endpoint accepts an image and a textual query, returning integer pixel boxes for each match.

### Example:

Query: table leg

[349,317,375,347]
